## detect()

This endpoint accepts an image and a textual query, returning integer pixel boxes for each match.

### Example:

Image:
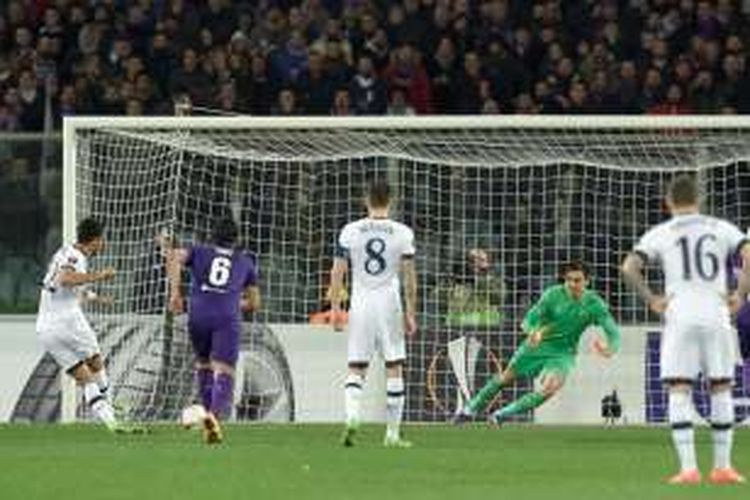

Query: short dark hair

[559,260,590,279]
[77,217,104,244]
[367,179,391,208]
[668,175,699,206]
[211,216,238,246]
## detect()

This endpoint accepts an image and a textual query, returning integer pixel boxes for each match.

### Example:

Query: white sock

[710,389,734,470]
[344,373,364,428]
[386,377,405,441]
[84,382,116,429]
[669,390,697,472]
[92,369,110,401]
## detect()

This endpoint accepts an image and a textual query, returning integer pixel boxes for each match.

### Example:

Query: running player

[164,216,260,444]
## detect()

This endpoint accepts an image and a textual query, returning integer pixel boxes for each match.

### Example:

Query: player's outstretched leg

[83,380,116,429]
[71,362,116,430]
[342,371,364,447]
[489,391,546,426]
[453,377,502,424]
[86,355,142,427]
[489,372,560,426]
[708,383,746,485]
[666,387,701,484]
[383,364,410,448]
[453,369,514,424]
[87,355,110,401]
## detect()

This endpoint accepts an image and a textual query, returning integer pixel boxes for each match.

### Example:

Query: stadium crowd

[2,0,750,129]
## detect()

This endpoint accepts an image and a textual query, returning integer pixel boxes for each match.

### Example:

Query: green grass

[0,424,748,499]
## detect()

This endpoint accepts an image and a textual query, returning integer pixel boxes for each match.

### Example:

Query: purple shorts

[188,314,240,365]
[737,302,750,360]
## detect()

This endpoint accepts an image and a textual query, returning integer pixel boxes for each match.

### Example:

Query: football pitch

[1,424,747,500]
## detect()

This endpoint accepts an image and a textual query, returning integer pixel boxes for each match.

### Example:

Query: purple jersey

[185,244,258,321]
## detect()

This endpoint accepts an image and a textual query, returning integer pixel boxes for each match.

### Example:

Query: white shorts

[347,295,405,364]
[661,319,738,382]
[37,311,100,372]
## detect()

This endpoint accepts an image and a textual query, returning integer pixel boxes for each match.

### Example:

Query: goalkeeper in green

[453,260,621,425]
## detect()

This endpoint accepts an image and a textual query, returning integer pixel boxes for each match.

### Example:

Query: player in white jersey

[330,179,418,448]
[37,217,141,433]
[622,175,750,485]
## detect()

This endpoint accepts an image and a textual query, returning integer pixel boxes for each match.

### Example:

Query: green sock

[495,391,547,420]
[467,377,503,414]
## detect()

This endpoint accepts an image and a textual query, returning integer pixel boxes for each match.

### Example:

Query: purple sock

[196,368,213,410]
[210,372,234,419]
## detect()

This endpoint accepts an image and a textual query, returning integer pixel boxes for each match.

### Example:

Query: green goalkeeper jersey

[521,284,620,355]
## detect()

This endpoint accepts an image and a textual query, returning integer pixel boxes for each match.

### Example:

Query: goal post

[60,115,750,424]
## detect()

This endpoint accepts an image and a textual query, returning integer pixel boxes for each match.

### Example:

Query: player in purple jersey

[730,257,750,360]
[163,217,260,444]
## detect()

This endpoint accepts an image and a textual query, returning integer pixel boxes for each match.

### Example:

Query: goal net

[57,116,750,424]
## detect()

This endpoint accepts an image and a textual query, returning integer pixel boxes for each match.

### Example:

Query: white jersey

[337,217,415,300]
[634,213,747,322]
[37,244,88,325]
[338,217,415,363]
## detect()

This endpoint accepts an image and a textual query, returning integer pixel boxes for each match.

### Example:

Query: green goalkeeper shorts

[507,343,576,380]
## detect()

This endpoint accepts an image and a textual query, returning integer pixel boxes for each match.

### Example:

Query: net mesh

[69,123,750,422]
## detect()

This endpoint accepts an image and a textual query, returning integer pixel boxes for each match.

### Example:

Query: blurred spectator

[238,52,274,115]
[53,84,76,127]
[272,87,299,115]
[566,81,590,114]
[216,81,237,113]
[649,83,693,114]
[0,88,20,131]
[170,48,212,107]
[203,0,237,46]
[1,0,750,123]
[455,51,484,114]
[331,87,352,115]
[270,29,309,85]
[17,68,43,131]
[148,32,176,96]
[445,248,505,328]
[387,88,415,115]
[614,61,641,113]
[385,44,431,114]
[513,93,538,114]
[125,98,144,116]
[349,54,387,115]
[297,50,335,115]
[428,37,459,113]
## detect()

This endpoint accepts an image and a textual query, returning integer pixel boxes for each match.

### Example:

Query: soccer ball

[180,404,207,429]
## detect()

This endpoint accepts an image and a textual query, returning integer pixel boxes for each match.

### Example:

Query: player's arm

[735,242,750,296]
[592,300,621,357]
[521,290,552,346]
[401,255,418,336]
[330,256,348,331]
[57,265,115,287]
[240,255,261,312]
[729,241,750,313]
[400,228,418,336]
[78,289,115,307]
[331,226,354,331]
[620,252,667,313]
[241,286,261,312]
[165,247,189,314]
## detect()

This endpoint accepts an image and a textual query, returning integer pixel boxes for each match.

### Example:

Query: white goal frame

[61,114,750,423]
